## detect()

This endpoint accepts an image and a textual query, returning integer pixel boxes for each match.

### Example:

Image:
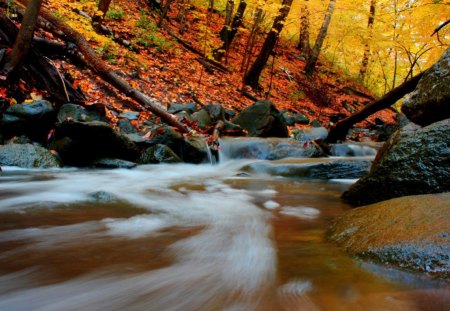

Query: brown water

[0,162,448,311]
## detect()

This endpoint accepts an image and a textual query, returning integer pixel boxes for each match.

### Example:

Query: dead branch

[16,0,190,133]
[325,70,426,143]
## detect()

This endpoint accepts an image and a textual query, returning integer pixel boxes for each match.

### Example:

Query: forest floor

[2,0,396,140]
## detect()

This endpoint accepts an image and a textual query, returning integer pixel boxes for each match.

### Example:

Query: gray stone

[138,144,182,164]
[204,104,226,122]
[218,137,324,160]
[192,109,212,130]
[57,103,107,123]
[343,119,450,206]
[402,47,450,126]
[92,158,137,169]
[149,125,207,163]
[242,158,371,179]
[233,100,289,137]
[167,102,197,114]
[0,143,61,168]
[281,111,310,126]
[117,119,137,134]
[294,127,328,142]
[1,100,55,140]
[118,110,140,120]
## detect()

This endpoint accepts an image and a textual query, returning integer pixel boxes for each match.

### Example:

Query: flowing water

[0,147,448,310]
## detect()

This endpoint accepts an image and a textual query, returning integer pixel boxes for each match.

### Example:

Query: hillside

[1,0,399,140]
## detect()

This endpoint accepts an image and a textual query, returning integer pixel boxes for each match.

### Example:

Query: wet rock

[118,110,140,120]
[1,100,55,141]
[167,102,197,114]
[343,119,450,206]
[242,158,371,179]
[92,158,137,169]
[138,144,182,164]
[218,137,325,160]
[328,193,450,278]
[123,133,154,148]
[402,47,450,126]
[204,104,226,122]
[191,109,212,130]
[233,100,289,137]
[330,143,379,157]
[281,111,310,126]
[51,120,140,166]
[0,143,61,168]
[57,103,107,123]
[149,125,207,163]
[117,119,137,134]
[294,127,328,142]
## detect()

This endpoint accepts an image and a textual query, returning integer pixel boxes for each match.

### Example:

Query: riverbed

[0,160,448,310]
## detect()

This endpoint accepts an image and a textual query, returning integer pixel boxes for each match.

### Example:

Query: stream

[0,141,448,311]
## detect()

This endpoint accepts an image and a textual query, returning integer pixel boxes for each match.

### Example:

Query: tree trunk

[98,0,112,16]
[243,0,293,88]
[304,0,336,76]
[158,0,175,27]
[1,0,43,78]
[297,0,311,58]
[359,0,376,80]
[325,71,425,143]
[213,0,246,61]
[240,7,264,73]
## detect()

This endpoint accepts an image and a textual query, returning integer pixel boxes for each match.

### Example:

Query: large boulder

[343,119,450,206]
[1,100,55,141]
[51,120,140,166]
[149,125,207,163]
[233,100,289,137]
[328,193,450,278]
[0,143,61,168]
[402,47,450,126]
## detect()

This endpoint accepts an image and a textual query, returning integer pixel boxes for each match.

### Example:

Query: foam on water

[0,161,278,310]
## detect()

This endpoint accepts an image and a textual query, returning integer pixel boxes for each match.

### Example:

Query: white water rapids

[0,160,448,310]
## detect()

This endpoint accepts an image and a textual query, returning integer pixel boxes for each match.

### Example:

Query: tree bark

[213,0,246,61]
[304,0,336,76]
[26,2,190,134]
[359,0,376,80]
[243,0,293,88]
[325,71,425,143]
[297,0,311,58]
[98,0,112,16]
[1,0,43,78]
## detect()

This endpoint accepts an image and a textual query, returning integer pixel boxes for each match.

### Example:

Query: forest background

[1,0,449,136]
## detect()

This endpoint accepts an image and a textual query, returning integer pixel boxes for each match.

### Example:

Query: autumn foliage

[1,0,448,138]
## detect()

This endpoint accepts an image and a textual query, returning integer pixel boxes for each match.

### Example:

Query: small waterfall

[218,137,315,162]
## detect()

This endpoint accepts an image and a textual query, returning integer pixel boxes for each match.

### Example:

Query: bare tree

[243,0,293,88]
[304,0,336,76]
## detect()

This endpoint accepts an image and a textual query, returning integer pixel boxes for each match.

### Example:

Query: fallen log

[325,71,426,143]
[15,0,190,134]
